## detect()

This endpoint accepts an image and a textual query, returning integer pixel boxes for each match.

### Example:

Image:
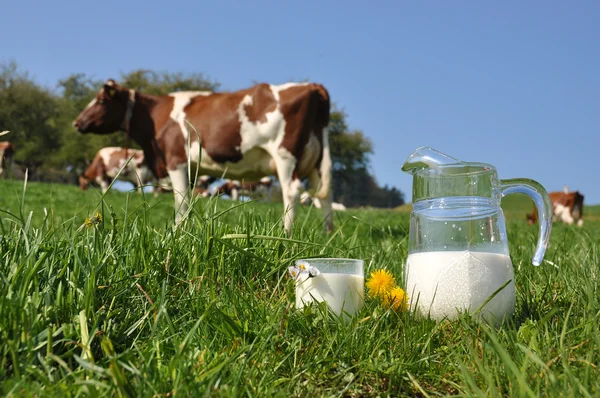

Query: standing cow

[527,188,584,227]
[79,147,161,194]
[73,80,333,234]
[0,141,14,178]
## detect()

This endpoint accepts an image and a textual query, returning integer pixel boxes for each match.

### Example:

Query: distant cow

[73,79,333,234]
[527,188,584,227]
[0,141,14,178]
[193,175,217,198]
[214,177,273,200]
[79,147,161,194]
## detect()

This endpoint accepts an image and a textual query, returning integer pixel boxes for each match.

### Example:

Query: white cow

[79,147,168,194]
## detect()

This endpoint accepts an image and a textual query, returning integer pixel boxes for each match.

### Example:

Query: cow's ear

[104,79,118,97]
[104,86,117,98]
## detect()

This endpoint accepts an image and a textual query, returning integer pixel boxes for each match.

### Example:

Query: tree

[59,73,100,109]
[328,106,404,208]
[119,69,219,94]
[0,62,63,175]
[53,73,109,170]
[329,108,373,172]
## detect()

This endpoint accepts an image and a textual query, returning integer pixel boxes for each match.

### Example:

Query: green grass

[0,179,599,396]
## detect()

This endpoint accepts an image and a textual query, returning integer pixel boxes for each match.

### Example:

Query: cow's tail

[5,143,14,157]
[314,84,331,200]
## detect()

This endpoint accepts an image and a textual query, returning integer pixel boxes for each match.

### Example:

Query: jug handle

[501,179,552,266]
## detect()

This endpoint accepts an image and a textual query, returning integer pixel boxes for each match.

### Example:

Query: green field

[1,179,599,396]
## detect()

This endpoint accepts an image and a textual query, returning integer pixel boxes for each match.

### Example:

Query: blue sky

[3,1,600,203]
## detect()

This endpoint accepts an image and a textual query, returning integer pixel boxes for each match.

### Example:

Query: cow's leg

[97,176,109,194]
[152,179,159,198]
[556,205,574,224]
[230,187,240,201]
[563,211,575,225]
[572,206,583,227]
[134,168,147,195]
[275,158,302,235]
[309,169,334,232]
[0,152,5,177]
[167,163,190,223]
[130,179,142,195]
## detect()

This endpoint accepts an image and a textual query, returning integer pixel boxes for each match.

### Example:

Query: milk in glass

[295,273,364,316]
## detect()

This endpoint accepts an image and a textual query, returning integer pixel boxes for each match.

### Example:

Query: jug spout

[402,147,501,203]
[401,147,464,175]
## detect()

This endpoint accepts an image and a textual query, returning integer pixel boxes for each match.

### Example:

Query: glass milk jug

[402,147,553,324]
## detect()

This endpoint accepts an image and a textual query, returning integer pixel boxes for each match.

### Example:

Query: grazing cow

[73,80,333,234]
[214,177,273,201]
[193,175,217,198]
[527,188,584,227]
[79,147,160,194]
[198,175,217,190]
[193,187,211,198]
[0,141,14,178]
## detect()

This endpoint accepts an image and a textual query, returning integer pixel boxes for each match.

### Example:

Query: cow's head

[73,79,129,134]
[213,183,229,196]
[78,174,90,190]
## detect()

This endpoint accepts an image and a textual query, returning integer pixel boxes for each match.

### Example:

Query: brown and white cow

[527,188,584,227]
[73,80,333,234]
[214,177,273,201]
[0,141,14,178]
[79,147,159,194]
[192,175,217,198]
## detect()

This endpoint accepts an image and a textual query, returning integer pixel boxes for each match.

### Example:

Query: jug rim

[294,257,364,264]
[411,162,497,177]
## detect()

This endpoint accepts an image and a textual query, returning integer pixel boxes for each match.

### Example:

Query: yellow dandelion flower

[83,211,103,228]
[384,287,409,311]
[366,269,396,299]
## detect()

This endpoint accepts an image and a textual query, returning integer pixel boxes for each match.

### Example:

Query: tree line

[0,61,404,208]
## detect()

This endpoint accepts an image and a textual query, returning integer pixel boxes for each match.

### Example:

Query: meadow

[0,179,599,396]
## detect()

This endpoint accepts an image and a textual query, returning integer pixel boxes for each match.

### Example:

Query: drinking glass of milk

[401,147,553,324]
[289,258,364,317]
